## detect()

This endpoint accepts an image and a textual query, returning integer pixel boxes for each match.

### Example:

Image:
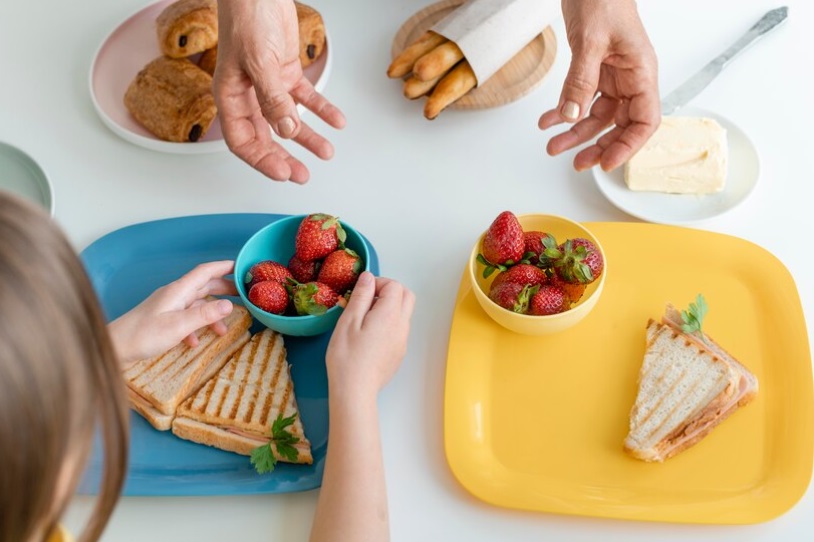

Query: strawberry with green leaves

[244,260,293,290]
[529,284,570,315]
[488,282,538,313]
[317,248,363,294]
[477,211,524,278]
[294,213,346,262]
[248,280,290,315]
[489,263,547,294]
[547,237,604,284]
[250,413,301,474]
[290,279,340,316]
[522,230,552,266]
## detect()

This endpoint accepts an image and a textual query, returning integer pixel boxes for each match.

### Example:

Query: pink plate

[89,0,331,154]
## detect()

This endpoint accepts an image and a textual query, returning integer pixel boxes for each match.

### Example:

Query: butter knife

[661,6,789,115]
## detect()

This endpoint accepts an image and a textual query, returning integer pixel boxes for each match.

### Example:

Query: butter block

[624,117,728,194]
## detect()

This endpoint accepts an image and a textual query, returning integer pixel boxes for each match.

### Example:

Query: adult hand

[326,272,415,401]
[214,0,346,183]
[539,0,660,172]
[107,260,238,364]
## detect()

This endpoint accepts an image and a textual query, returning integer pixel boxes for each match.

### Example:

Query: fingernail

[277,117,296,138]
[562,101,580,121]
[358,271,373,285]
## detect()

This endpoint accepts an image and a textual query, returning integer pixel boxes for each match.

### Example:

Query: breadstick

[424,60,477,120]
[387,31,448,78]
[403,73,443,99]
[413,41,464,82]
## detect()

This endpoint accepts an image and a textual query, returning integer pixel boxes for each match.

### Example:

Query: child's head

[0,192,129,542]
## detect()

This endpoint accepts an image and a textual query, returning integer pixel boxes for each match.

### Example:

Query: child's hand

[108,260,239,364]
[326,272,415,401]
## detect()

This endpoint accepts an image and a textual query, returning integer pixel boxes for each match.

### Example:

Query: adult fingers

[546,95,618,156]
[291,78,346,130]
[600,121,659,171]
[251,68,303,140]
[538,108,567,130]
[219,101,300,182]
[290,120,335,161]
[556,42,604,122]
[599,93,661,170]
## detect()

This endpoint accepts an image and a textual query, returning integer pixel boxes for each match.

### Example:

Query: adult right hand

[214,0,346,183]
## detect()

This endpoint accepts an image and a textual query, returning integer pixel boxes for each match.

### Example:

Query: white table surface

[2,0,812,540]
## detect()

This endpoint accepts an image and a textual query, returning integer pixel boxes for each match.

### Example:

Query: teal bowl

[234,214,371,336]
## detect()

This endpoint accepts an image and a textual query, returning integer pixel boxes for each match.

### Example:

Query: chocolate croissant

[124,56,217,143]
[295,2,326,68]
[156,0,218,58]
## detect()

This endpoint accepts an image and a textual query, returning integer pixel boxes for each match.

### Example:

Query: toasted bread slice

[127,331,250,430]
[123,304,252,426]
[624,315,757,462]
[172,328,313,464]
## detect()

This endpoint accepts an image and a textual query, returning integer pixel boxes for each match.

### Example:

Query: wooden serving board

[391,0,557,110]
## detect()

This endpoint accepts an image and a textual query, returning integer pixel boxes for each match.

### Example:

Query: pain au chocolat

[156,0,218,58]
[124,56,217,143]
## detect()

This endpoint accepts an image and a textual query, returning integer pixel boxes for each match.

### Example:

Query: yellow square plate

[444,222,813,524]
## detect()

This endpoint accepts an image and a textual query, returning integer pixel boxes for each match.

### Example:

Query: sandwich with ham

[171,328,313,471]
[123,303,252,430]
[624,295,758,462]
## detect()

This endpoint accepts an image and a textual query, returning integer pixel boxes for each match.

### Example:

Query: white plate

[89,0,332,154]
[0,140,55,215]
[592,107,760,225]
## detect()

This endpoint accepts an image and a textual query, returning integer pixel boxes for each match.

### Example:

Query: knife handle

[718,6,788,70]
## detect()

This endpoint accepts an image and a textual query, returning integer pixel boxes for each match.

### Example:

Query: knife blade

[660,6,789,115]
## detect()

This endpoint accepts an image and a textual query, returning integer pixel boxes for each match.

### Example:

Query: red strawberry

[529,285,569,315]
[477,211,524,277]
[522,231,551,265]
[488,282,538,313]
[294,213,346,262]
[248,280,290,315]
[244,260,293,290]
[549,274,587,305]
[317,248,363,294]
[552,237,604,284]
[288,254,320,283]
[291,280,340,316]
[489,263,547,294]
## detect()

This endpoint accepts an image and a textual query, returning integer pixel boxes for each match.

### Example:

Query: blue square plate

[77,213,379,496]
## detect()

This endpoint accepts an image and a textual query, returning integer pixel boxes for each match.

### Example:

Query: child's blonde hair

[0,192,129,542]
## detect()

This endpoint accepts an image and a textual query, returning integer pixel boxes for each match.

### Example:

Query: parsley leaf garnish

[680,294,709,341]
[249,413,301,474]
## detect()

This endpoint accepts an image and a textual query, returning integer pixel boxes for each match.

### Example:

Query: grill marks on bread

[626,320,732,460]
[624,315,757,462]
[123,305,252,415]
[171,328,313,463]
[178,330,303,440]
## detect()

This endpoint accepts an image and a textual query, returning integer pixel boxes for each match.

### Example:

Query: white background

[1,0,812,540]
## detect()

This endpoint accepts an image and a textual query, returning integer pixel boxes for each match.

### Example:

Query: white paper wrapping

[431,0,554,86]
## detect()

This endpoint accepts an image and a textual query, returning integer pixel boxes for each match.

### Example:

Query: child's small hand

[108,260,239,364]
[326,271,415,401]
